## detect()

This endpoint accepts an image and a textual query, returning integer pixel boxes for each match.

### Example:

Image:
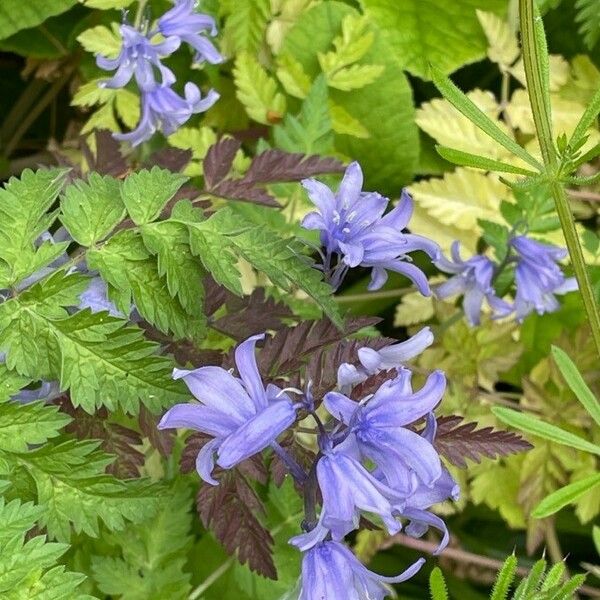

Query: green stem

[134,0,150,28]
[519,0,600,358]
[336,287,412,304]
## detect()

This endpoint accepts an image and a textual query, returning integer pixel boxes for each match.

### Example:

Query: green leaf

[479,219,511,261]
[77,24,121,58]
[221,0,270,55]
[575,0,600,51]
[492,407,600,456]
[568,83,600,151]
[179,207,341,326]
[359,0,506,79]
[121,168,188,226]
[0,0,77,41]
[551,345,600,427]
[436,146,538,176]
[429,567,449,600]
[0,272,188,414]
[513,559,546,599]
[12,438,159,541]
[0,168,69,287]
[60,174,125,246]
[88,231,205,341]
[0,397,71,452]
[0,498,86,598]
[0,362,30,402]
[276,53,311,99]
[532,473,600,518]
[80,0,135,8]
[283,1,419,194]
[490,554,517,600]
[234,52,286,125]
[273,76,333,154]
[90,482,193,600]
[430,67,542,170]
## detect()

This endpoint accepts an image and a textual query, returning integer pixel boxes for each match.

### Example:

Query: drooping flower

[510,236,577,321]
[114,83,219,146]
[337,327,434,390]
[311,435,406,540]
[293,540,424,600]
[301,162,439,293]
[97,24,179,91]
[158,0,223,64]
[325,368,446,494]
[158,334,297,485]
[434,241,511,326]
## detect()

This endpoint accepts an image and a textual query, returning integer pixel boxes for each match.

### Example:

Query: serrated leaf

[576,0,600,51]
[490,554,517,600]
[0,0,77,40]
[0,168,69,287]
[234,52,286,125]
[429,567,449,600]
[492,407,600,456]
[476,10,519,69]
[222,0,270,55]
[60,174,125,246]
[436,146,537,176]
[77,24,121,58]
[121,168,188,226]
[80,0,135,7]
[0,362,30,402]
[360,0,506,79]
[329,102,370,138]
[394,292,435,327]
[276,52,311,99]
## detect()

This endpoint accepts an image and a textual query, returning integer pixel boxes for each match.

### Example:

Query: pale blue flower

[158,0,223,64]
[78,277,125,318]
[510,236,577,321]
[301,162,439,292]
[294,540,425,600]
[114,83,219,146]
[158,334,297,484]
[434,241,511,326]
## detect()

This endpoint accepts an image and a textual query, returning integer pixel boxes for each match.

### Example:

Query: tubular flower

[158,0,223,64]
[158,334,297,485]
[97,24,179,91]
[114,83,219,146]
[324,368,446,493]
[293,540,425,600]
[301,162,439,292]
[510,236,577,321]
[434,241,511,326]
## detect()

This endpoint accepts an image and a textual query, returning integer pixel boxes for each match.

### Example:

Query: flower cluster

[159,328,458,598]
[435,235,577,325]
[301,162,440,293]
[96,0,221,146]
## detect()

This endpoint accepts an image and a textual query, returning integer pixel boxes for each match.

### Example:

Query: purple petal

[157,403,238,437]
[323,391,358,424]
[234,333,267,409]
[337,162,363,210]
[196,438,220,485]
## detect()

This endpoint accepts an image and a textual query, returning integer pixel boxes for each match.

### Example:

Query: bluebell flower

[301,162,439,292]
[158,334,297,485]
[309,435,407,540]
[114,83,219,146]
[97,24,179,91]
[337,327,434,390]
[434,241,511,326]
[510,236,577,321]
[158,0,223,65]
[292,540,425,600]
[325,368,446,494]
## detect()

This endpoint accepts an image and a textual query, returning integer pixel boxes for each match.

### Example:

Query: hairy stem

[519,0,600,358]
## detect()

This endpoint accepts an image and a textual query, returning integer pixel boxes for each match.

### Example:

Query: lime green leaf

[283,1,419,194]
[0,0,77,41]
[79,0,135,8]
[121,168,188,226]
[221,0,270,55]
[490,554,517,600]
[0,363,30,402]
[476,10,520,69]
[360,0,506,79]
[77,24,121,58]
[492,406,600,456]
[234,52,286,125]
[60,174,125,246]
[569,83,600,150]
[429,567,449,600]
[551,345,600,427]
[276,52,311,99]
[436,146,538,175]
[575,0,600,51]
[431,67,542,170]
[394,292,435,327]
[533,473,600,518]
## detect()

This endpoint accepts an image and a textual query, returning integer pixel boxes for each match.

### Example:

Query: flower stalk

[519,0,600,357]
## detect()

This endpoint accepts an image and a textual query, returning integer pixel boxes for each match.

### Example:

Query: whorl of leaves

[433,415,533,468]
[202,137,344,207]
[181,433,275,578]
